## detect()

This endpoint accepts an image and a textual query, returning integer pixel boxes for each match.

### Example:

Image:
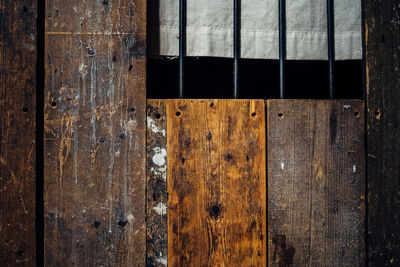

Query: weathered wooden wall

[267,100,365,266]
[2,0,399,265]
[165,99,267,266]
[0,0,37,265]
[44,0,146,265]
[365,1,400,265]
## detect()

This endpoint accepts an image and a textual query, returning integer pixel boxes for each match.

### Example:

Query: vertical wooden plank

[267,99,365,266]
[365,1,400,265]
[167,99,267,266]
[146,100,168,266]
[44,0,146,265]
[0,0,37,265]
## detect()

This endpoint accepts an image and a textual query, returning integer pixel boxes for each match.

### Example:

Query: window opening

[147,0,363,100]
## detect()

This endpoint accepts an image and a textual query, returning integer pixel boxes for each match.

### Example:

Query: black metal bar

[179,0,186,98]
[327,0,335,99]
[233,0,240,99]
[279,0,286,99]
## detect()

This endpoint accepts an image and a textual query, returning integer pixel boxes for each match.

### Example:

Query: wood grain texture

[365,1,400,265]
[267,100,365,267]
[0,0,37,265]
[147,100,168,266]
[167,99,266,266]
[44,0,146,265]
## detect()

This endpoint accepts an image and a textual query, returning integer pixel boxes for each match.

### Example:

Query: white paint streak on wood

[147,117,166,137]
[153,202,167,216]
[155,257,167,266]
[127,214,135,224]
[151,166,167,181]
[152,147,167,167]
[78,63,88,76]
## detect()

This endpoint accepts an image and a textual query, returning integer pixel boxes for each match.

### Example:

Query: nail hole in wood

[120,133,125,139]
[22,107,28,113]
[181,158,185,165]
[51,101,57,107]
[210,102,214,107]
[117,219,127,227]
[93,220,101,228]
[251,112,256,117]
[87,48,96,57]
[278,112,284,118]
[176,111,181,116]
[354,110,360,118]
[210,205,221,219]
[155,113,161,119]
[207,131,212,140]
[129,107,135,112]
[224,153,233,161]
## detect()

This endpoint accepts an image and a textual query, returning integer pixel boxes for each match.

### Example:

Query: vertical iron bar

[279,0,286,99]
[233,0,240,99]
[327,0,335,99]
[179,0,186,98]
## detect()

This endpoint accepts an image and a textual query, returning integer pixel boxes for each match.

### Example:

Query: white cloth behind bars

[148,0,361,60]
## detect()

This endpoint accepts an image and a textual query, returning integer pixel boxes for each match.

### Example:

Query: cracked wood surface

[166,99,267,266]
[267,100,365,267]
[44,0,146,265]
[0,0,37,265]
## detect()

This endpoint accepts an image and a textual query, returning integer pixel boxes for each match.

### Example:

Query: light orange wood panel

[267,99,365,267]
[167,99,267,266]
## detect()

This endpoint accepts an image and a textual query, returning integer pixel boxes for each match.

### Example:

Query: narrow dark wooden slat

[146,100,168,266]
[0,1,37,265]
[267,99,365,266]
[167,99,267,266]
[44,1,146,265]
[365,1,400,265]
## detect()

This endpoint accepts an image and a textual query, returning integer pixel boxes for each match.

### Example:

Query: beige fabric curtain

[148,0,361,60]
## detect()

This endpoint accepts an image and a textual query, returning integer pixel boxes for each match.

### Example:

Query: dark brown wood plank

[365,1,400,265]
[44,1,146,265]
[167,99,267,266]
[146,100,168,266]
[267,99,365,267]
[0,1,37,265]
